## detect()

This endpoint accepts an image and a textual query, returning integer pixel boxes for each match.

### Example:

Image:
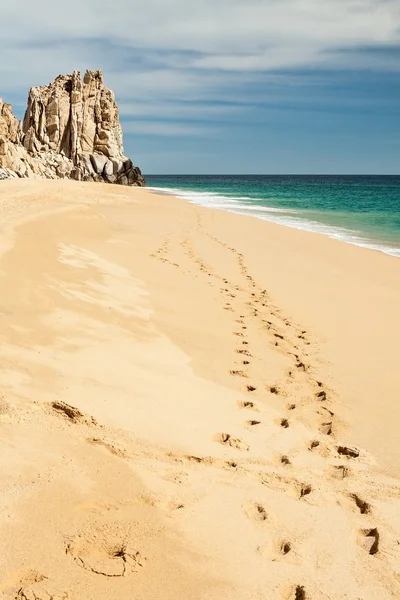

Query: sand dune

[0,179,399,600]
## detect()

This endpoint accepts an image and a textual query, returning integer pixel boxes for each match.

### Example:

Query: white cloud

[117,100,244,120]
[123,120,218,137]
[0,0,398,138]
[2,0,398,60]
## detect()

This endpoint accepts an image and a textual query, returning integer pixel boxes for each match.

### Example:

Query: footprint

[280,455,291,466]
[280,418,289,429]
[213,433,249,451]
[235,349,252,357]
[337,445,360,459]
[51,401,97,425]
[245,420,261,427]
[229,370,248,378]
[246,385,257,392]
[237,400,256,410]
[319,422,333,436]
[349,494,371,514]
[309,440,320,450]
[328,464,349,479]
[282,585,306,600]
[292,586,306,600]
[12,572,50,600]
[320,406,334,417]
[295,361,307,371]
[280,541,292,555]
[358,528,379,555]
[17,585,68,600]
[269,386,279,395]
[66,523,145,577]
[299,484,312,499]
[225,460,238,469]
[245,502,268,522]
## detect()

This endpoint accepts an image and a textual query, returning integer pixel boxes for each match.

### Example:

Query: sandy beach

[0,178,399,600]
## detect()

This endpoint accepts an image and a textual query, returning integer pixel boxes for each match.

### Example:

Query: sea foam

[148,186,400,258]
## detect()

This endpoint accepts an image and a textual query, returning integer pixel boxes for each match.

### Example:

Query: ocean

[145,175,400,258]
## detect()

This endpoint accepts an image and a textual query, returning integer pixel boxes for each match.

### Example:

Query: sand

[0,178,399,600]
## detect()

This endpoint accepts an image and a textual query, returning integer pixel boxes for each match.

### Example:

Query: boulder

[111,158,123,175]
[90,153,108,175]
[103,160,114,178]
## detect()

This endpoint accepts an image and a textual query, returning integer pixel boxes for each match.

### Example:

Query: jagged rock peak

[22,70,123,160]
[0,70,145,186]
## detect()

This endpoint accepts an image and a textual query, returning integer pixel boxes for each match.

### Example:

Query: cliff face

[0,70,145,186]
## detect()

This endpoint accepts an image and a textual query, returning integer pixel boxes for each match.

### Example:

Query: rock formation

[0,70,145,186]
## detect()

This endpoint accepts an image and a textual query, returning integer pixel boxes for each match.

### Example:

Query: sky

[1,0,399,174]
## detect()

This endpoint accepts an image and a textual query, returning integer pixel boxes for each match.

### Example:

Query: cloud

[0,1,399,147]
[123,120,218,137]
[2,1,399,78]
[2,1,399,60]
[117,100,246,120]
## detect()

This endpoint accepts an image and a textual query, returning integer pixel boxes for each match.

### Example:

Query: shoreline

[0,179,399,599]
[144,185,400,476]
[147,183,400,259]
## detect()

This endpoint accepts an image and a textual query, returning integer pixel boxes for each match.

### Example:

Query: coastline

[0,179,399,599]
[147,177,400,259]
[145,185,400,474]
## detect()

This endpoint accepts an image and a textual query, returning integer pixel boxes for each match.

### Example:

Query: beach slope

[0,179,399,600]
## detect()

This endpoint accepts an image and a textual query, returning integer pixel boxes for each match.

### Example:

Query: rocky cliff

[0,70,145,186]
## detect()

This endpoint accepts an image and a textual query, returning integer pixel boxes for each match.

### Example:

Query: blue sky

[1,0,399,174]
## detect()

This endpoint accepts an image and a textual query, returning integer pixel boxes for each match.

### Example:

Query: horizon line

[144,173,400,177]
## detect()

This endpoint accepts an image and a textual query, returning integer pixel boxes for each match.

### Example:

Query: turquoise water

[145,175,400,258]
